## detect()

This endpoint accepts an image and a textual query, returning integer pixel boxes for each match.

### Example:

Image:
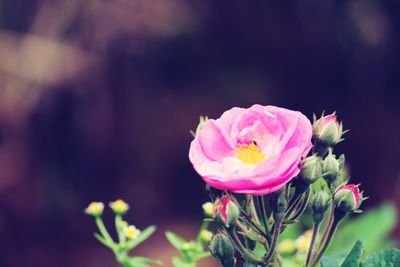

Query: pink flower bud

[333,184,363,212]
[214,196,240,228]
[313,113,344,146]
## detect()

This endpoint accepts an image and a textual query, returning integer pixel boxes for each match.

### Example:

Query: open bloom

[189,104,313,195]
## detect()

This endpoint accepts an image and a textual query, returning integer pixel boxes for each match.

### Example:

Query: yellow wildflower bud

[109,199,129,215]
[124,225,140,239]
[277,239,296,255]
[199,229,213,243]
[85,202,104,217]
[295,230,313,253]
[202,202,214,217]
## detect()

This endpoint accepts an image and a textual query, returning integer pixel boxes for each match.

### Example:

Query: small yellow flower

[109,199,129,215]
[199,230,213,243]
[124,225,141,239]
[85,202,104,217]
[295,230,313,253]
[202,202,214,217]
[277,239,296,255]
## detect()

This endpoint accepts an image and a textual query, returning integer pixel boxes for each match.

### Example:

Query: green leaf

[123,256,163,267]
[125,226,157,250]
[341,240,364,267]
[321,255,346,267]
[327,203,397,255]
[361,249,400,267]
[165,231,188,251]
[192,251,211,261]
[172,257,196,267]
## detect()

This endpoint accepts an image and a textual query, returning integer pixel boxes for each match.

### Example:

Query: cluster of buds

[85,199,161,267]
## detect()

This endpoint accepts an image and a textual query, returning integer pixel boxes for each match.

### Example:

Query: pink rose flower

[189,104,313,195]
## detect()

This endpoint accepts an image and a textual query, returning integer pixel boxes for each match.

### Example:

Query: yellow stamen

[124,225,140,239]
[235,142,266,165]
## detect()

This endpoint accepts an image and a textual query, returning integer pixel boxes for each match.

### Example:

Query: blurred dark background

[0,0,399,266]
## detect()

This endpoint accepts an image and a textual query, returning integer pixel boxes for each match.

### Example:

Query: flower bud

[313,113,344,146]
[109,199,129,215]
[123,225,141,240]
[300,154,323,184]
[333,184,363,213]
[202,202,214,217]
[199,229,213,243]
[210,233,236,267]
[85,202,104,217]
[311,191,330,223]
[323,150,341,182]
[214,196,240,228]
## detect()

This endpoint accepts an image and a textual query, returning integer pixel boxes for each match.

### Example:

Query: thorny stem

[305,221,320,267]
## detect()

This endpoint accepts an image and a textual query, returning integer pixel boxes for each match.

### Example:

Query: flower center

[235,142,266,165]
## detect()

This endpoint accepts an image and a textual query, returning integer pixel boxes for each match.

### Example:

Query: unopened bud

[333,184,363,213]
[311,191,330,223]
[202,202,214,217]
[323,150,341,182]
[109,199,129,215]
[313,113,344,146]
[300,155,323,184]
[214,196,240,228]
[210,233,236,267]
[199,229,213,243]
[85,202,104,217]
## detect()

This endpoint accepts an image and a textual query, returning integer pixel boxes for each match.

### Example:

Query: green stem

[311,212,345,267]
[247,195,261,225]
[316,204,334,252]
[115,215,126,244]
[256,196,270,238]
[227,228,264,265]
[196,219,210,243]
[95,217,115,245]
[263,220,282,265]
[288,189,311,222]
[305,221,320,267]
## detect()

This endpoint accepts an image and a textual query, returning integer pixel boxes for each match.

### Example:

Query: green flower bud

[300,154,323,184]
[199,229,213,243]
[313,113,344,146]
[333,184,363,213]
[109,199,129,215]
[202,202,214,217]
[214,196,240,228]
[311,191,330,223]
[210,233,236,267]
[85,202,104,217]
[323,151,340,182]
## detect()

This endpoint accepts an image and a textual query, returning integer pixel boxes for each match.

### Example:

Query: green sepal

[124,225,156,250]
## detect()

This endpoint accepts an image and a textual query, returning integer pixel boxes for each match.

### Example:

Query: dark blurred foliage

[0,0,399,266]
